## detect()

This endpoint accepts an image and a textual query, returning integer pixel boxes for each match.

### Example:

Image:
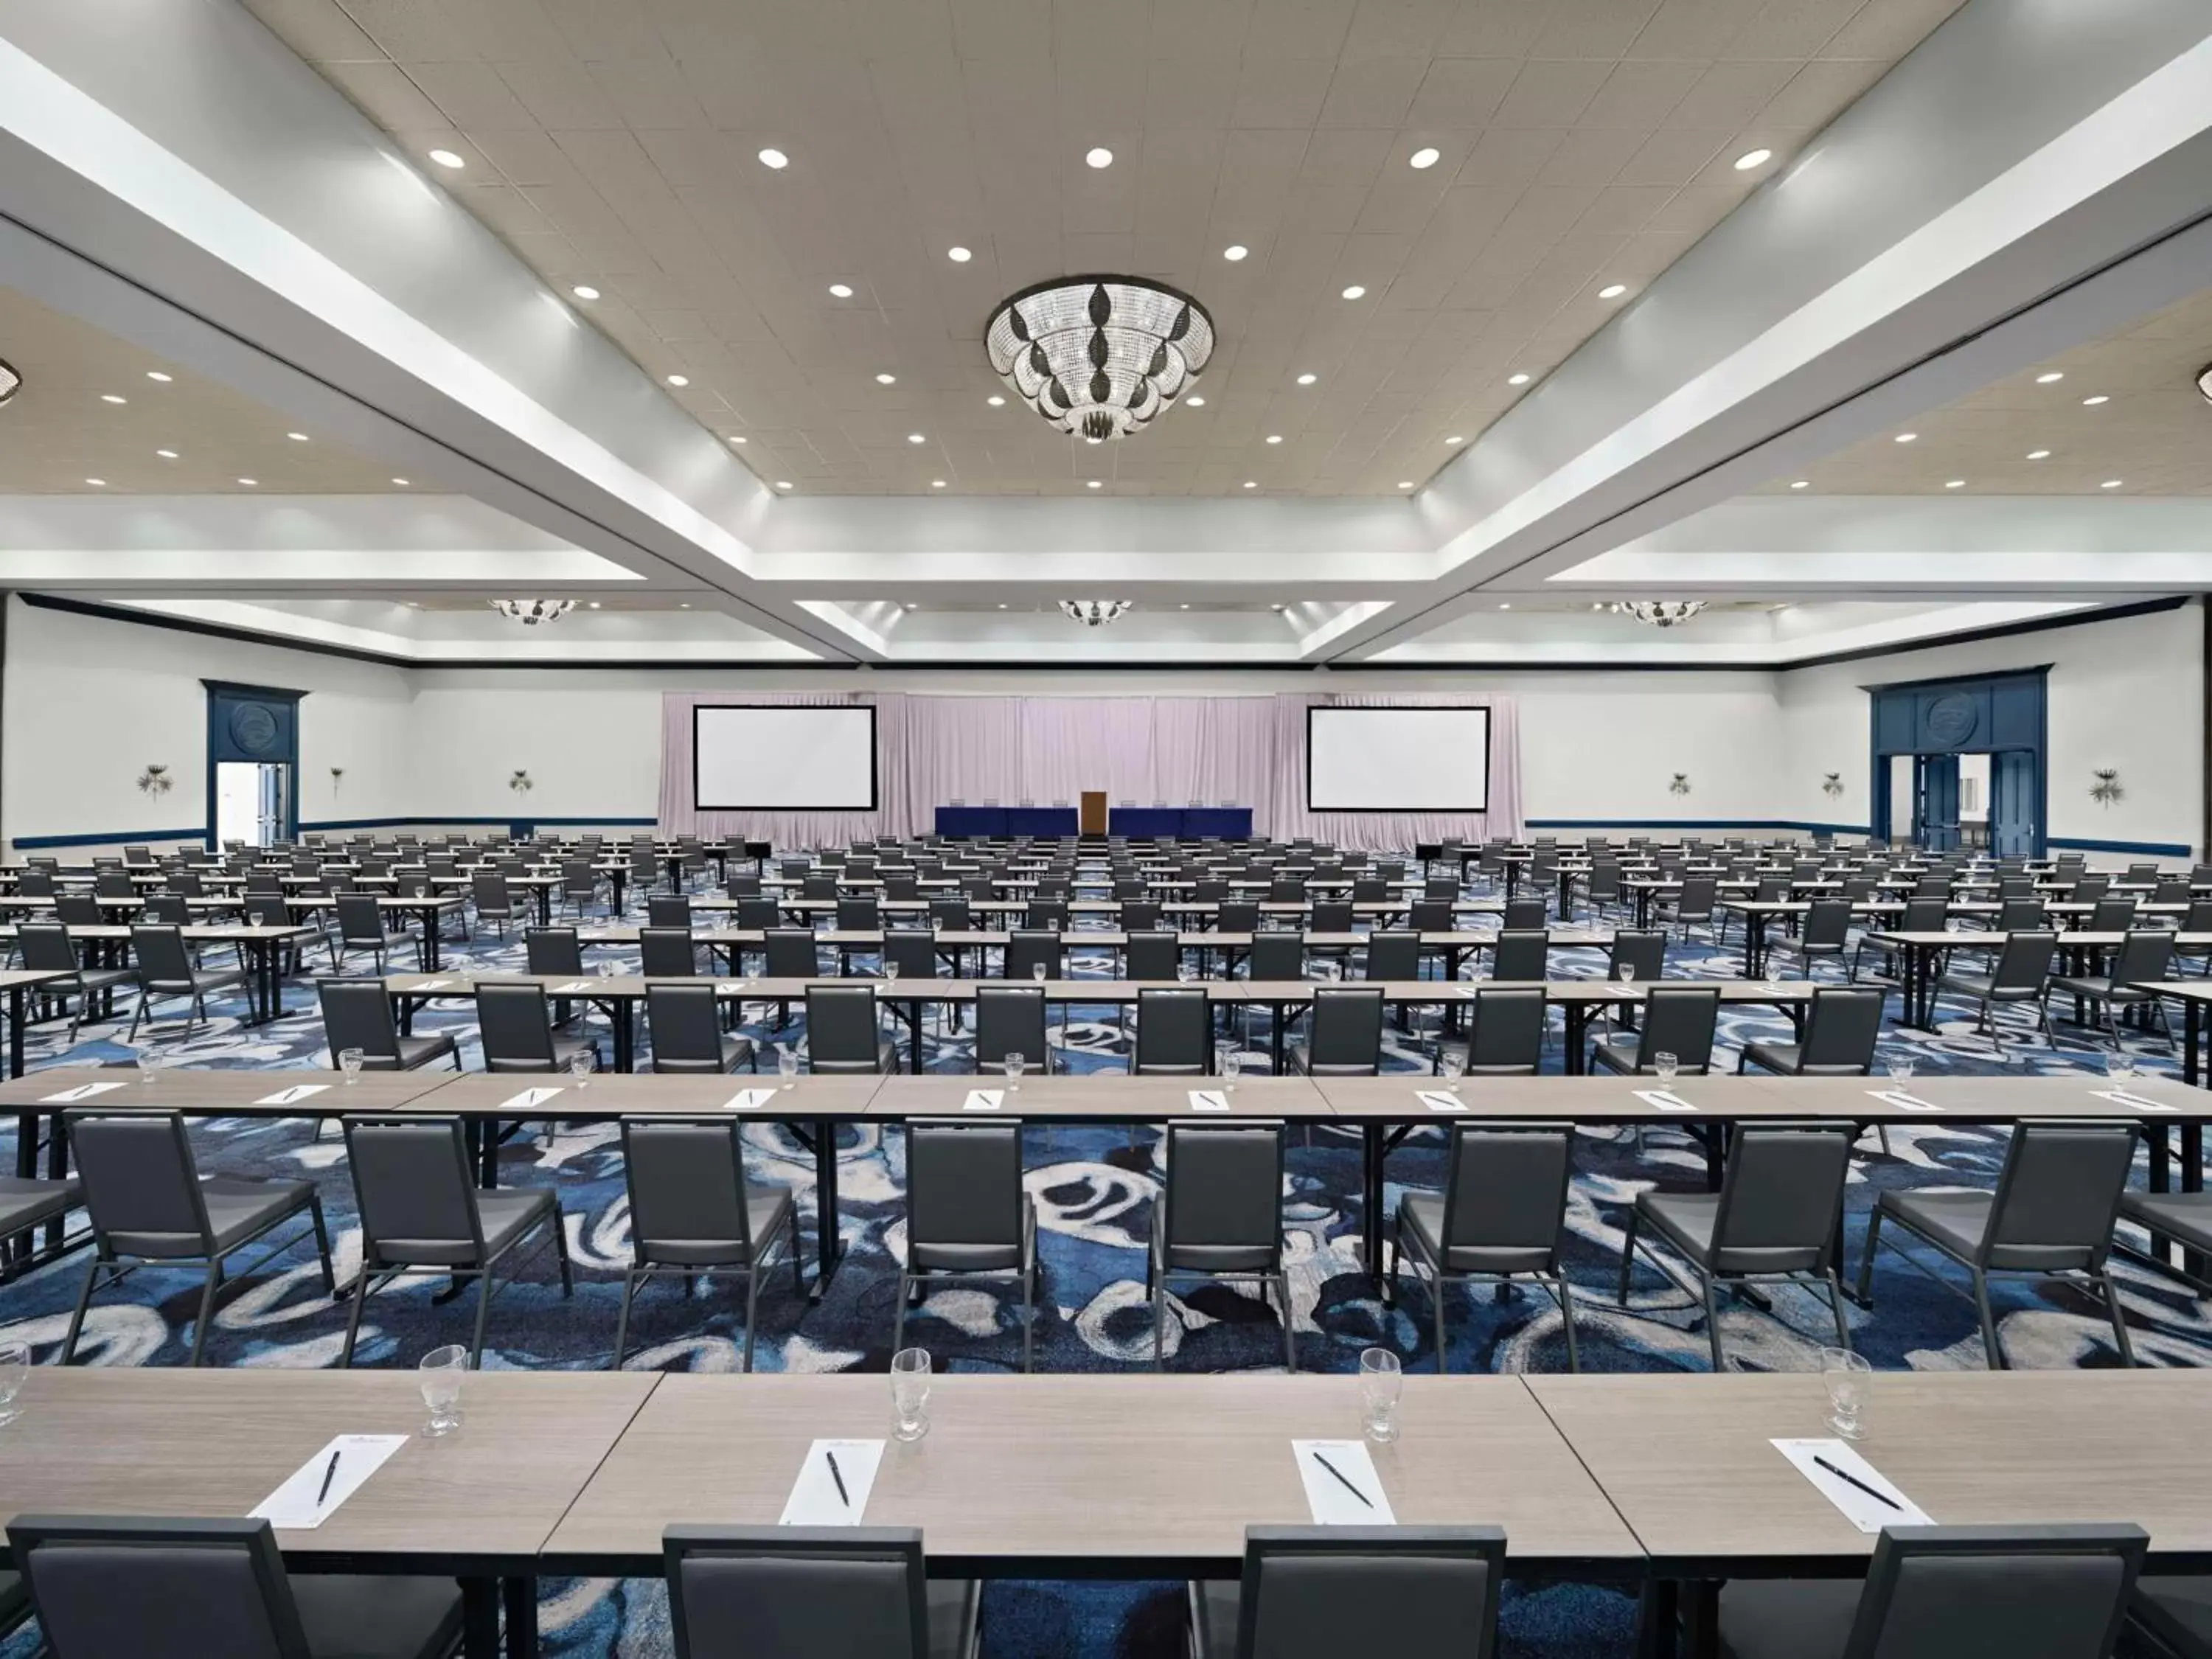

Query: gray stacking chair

[1121,898,1164,932]
[9,1514,466,1659]
[1362,929,1421,983]
[1388,1123,1577,1371]
[1656,876,1718,944]
[317,977,457,1071]
[2088,896,2139,933]
[1246,931,1305,981]
[2049,930,2175,1051]
[1857,1119,2138,1368]
[561,858,602,919]
[639,926,700,978]
[1608,930,1668,983]
[470,872,518,937]
[1618,1121,1854,1371]
[63,1110,334,1367]
[0,1170,80,1281]
[524,926,585,978]
[125,924,243,1040]
[340,1116,572,1368]
[1002,930,1063,981]
[1501,897,1546,931]
[1189,1525,1508,1659]
[1489,929,1549,983]
[1125,930,1181,981]
[804,983,897,1074]
[473,981,602,1073]
[647,983,757,1074]
[647,894,693,929]
[1287,987,1382,1077]
[1784,898,1853,980]
[1998,897,2049,931]
[1150,1120,1293,1370]
[332,893,408,974]
[663,1526,978,1659]
[836,895,880,932]
[1934,928,2056,1054]
[1589,985,1719,1076]
[1716,1523,2145,1659]
[1445,985,1545,1076]
[896,1119,1037,1371]
[1737,985,1884,1077]
[973,984,1048,1075]
[614,1118,801,1372]
[1134,986,1210,1074]
[16,922,133,1042]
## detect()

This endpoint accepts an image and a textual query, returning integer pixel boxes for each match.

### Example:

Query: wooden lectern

[1079,790,1107,835]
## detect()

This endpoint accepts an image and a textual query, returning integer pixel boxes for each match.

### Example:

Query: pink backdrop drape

[658,692,1523,850]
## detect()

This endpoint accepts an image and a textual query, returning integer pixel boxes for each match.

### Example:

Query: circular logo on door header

[1925,693,1978,749]
[229,702,281,756]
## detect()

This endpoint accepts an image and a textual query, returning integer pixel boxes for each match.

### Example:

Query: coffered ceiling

[246,0,1967,498]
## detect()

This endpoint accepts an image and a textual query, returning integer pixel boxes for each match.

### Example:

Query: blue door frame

[1868,668,2048,855]
[203,681,302,849]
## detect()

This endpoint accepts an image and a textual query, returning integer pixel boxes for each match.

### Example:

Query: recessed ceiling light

[428,148,464,170]
[2101,479,2124,489]
[1507,372,1531,386]
[391,477,409,486]
[1446,435,1464,445]
[877,373,897,385]
[286,431,309,442]
[1186,395,1205,407]
[2036,371,2064,383]
[828,283,853,298]
[1397,481,1414,490]
[1270,603,1286,612]
[1085,147,1113,169]
[667,374,689,386]
[947,246,972,262]
[987,394,1005,406]
[571,285,599,300]
[1180,603,1190,609]
[1295,373,1316,386]
[1409,146,1440,169]
[1597,283,1627,299]
[1498,602,1511,610]
[100,393,127,406]
[907,432,925,444]
[757,147,788,169]
[2026,449,2051,460]
[1243,480,1256,489]
[1341,285,1366,300]
[145,371,171,383]
[155,449,177,459]
[236,477,257,487]
[1086,479,1102,488]
[728,434,747,445]
[2081,394,2109,406]
[83,478,105,487]
[1789,479,1809,489]
[588,601,601,609]
[998,603,1009,609]
[776,481,793,490]
[1944,479,1966,489]
[1733,147,1773,170]
[931,479,946,488]
[1893,432,1918,444]
[1222,245,1248,261]
[1265,434,1282,444]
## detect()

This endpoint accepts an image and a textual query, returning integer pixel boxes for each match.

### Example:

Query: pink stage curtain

[658,690,1520,849]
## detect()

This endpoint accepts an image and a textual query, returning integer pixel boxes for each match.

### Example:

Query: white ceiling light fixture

[1409,146,1440,169]
[1265,434,1282,445]
[83,477,105,487]
[571,285,599,300]
[100,394,125,405]
[1397,480,1414,490]
[1597,283,1628,299]
[1446,434,1464,445]
[1085,147,1113,168]
[667,374,689,386]
[757,147,789,169]
[428,148,464,169]
[1507,372,1531,386]
[987,394,1005,406]
[1790,479,1809,488]
[1893,431,1917,443]
[1295,372,1317,386]
[1222,245,1248,261]
[876,372,897,385]
[1186,395,1205,407]
[145,371,172,383]
[1733,147,1773,170]
[156,448,177,459]
[776,480,793,490]
[391,477,409,486]
[235,477,257,487]
[986,276,1214,442]
[2036,371,2064,383]
[2101,479,2124,489]
[907,432,926,444]
[1085,479,1102,488]
[828,283,853,297]
[2082,394,2110,406]
[2026,449,2051,459]
[1944,479,1966,489]
[1058,599,1130,627]
[1341,285,1366,299]
[1242,480,1256,489]
[728,434,748,445]
[1615,600,1705,628]
[947,246,973,262]
[2198,361,2212,405]
[286,431,310,442]
[588,601,601,609]
[489,599,575,626]
[931,479,946,488]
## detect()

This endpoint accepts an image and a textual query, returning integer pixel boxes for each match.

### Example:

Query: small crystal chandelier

[488,599,575,626]
[987,277,1214,442]
[1610,599,1706,628]
[1058,599,1130,627]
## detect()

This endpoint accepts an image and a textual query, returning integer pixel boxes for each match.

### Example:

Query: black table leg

[1564,1004,1592,1076]
[462,1579,499,1659]
[13,1111,35,1179]
[43,1107,65,1251]
[1636,1579,1678,1659]
[813,1119,842,1293]
[2186,1120,2205,1282]
[479,1119,500,1189]
[7,981,23,1079]
[1363,1122,1385,1285]
[536,886,552,927]
[2188,999,2202,1088]
[502,1576,539,1659]
[904,998,924,1072]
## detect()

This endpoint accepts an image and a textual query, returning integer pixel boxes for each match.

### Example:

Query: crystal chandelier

[0,358,19,408]
[487,599,575,626]
[1610,600,1706,628]
[1058,599,1130,627]
[987,277,1214,442]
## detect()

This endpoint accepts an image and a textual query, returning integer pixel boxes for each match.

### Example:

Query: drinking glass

[1221,1048,1242,1094]
[597,959,616,981]
[884,960,901,987]
[420,1343,467,1436]
[135,1046,159,1087]
[339,1048,364,1086]
[1887,1057,1916,1087]
[1358,1347,1403,1444]
[1615,962,1636,989]
[777,1044,799,1088]
[1652,1051,1679,1088]
[248,910,266,931]
[1820,1346,1871,1441]
[1178,962,1195,984]
[1003,1052,1025,1092]
[1031,962,1048,984]
[2106,1049,2137,1085]
[568,1047,594,1088]
[1438,1051,1465,1088]
[890,1346,932,1441]
[414,884,428,900]
[0,1342,28,1427]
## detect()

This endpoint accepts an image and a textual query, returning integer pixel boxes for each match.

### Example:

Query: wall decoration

[2090,768,2123,807]
[136,762,172,796]
[1821,772,1844,799]
[509,768,534,794]
[1668,772,1691,796]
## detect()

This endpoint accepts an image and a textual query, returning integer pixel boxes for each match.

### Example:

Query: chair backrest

[1463,987,1544,1074]
[18,920,81,974]
[129,924,194,984]
[1501,898,1545,931]
[1706,1121,1853,1274]
[11,1514,318,1659]
[67,1112,214,1259]
[474,981,560,1070]
[1838,1523,2145,1659]
[1363,931,1420,982]
[1632,987,1720,1072]
[344,1118,487,1265]
[1134,987,1209,1074]
[1982,1121,2138,1271]
[762,928,820,978]
[647,894,692,928]
[907,1120,1023,1261]
[2185,897,2212,934]
[1677,877,1717,916]
[16,866,54,896]
[1248,932,1306,981]
[1310,900,1353,932]
[94,872,136,900]
[622,1119,756,1263]
[1795,986,1885,1073]
[804,984,886,1072]
[1220,900,1263,933]
[1304,987,1383,1075]
[471,872,512,911]
[835,896,880,931]
[731,896,780,931]
[1231,1524,1507,1659]
[524,927,585,977]
[2088,897,2138,933]
[664,1525,932,1659]
[316,977,402,1065]
[1163,1121,1284,1263]
[1003,931,1063,981]
[1801,898,1851,948]
[1607,931,1667,982]
[1126,931,1181,981]
[928,896,972,931]
[1997,898,2047,931]
[647,983,728,1069]
[640,927,700,978]
[2072,873,2112,902]
[1489,929,1549,983]
[1990,930,2057,994]
[881,931,939,981]
[1116,898,1161,932]
[973,985,1046,1068]
[1437,1125,1570,1271]
[2106,928,2173,988]
[1897,897,1949,933]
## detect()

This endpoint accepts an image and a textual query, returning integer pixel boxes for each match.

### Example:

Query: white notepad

[1772,1438,1930,1533]
[1416,1091,1467,1113]
[412,978,454,992]
[962,1089,1004,1112]
[498,1085,566,1110]
[778,1439,884,1526]
[1187,1089,1231,1112]
[254,1083,330,1106]
[38,1081,125,1104]
[1292,1440,1396,1525]
[549,981,594,995]
[2092,1088,2175,1113]
[251,1434,408,1530]
[1633,1090,1700,1113]
[1866,1089,1942,1113]
[717,982,746,995]
[723,1088,777,1112]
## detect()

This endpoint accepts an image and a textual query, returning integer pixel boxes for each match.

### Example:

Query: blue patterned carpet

[3,900,2202,1657]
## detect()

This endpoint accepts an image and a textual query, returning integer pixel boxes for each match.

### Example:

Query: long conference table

[1,1366,2209,1659]
[929,806,1254,838]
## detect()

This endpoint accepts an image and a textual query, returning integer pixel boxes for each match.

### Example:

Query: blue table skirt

[1108,807,1253,839]
[932,807,1081,837]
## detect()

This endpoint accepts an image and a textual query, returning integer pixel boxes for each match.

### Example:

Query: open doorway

[215,761,288,849]
[1868,671,2046,856]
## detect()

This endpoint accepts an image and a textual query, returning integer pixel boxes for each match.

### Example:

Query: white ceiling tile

[1820,0,1968,60]
[1757,55,1891,128]
[1579,60,1703,129]
[1245,0,1357,60]
[343,0,484,61]
[1491,59,1615,128]
[1627,0,1769,61]
[1315,56,1427,128]
[243,0,382,60]
[317,60,453,128]
[1613,126,1728,186]
[1402,58,1519,129]
[408,60,538,126]
[1231,58,1336,128]
[1665,59,1797,128]
[584,53,711,128]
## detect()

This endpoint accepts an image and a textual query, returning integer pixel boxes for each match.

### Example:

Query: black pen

[1311,1452,1373,1509]
[316,1450,341,1508]
[825,1448,850,1508]
[1814,1455,1899,1511]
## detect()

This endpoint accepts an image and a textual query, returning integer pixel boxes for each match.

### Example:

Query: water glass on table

[2105,1049,2137,1085]
[420,1343,467,1436]
[777,1044,799,1088]
[1820,1346,1871,1440]
[890,1346,932,1442]
[1219,1046,1242,1094]
[568,1047,594,1088]
[0,1341,29,1427]
[1652,1051,1679,1089]
[1358,1347,1402,1444]
[338,1047,364,1086]
[1002,1052,1025,1092]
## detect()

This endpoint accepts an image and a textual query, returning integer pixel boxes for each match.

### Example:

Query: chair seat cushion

[395,1033,456,1071]
[1397,1191,1553,1276]
[373,1189,553,1268]
[69,969,136,994]
[640,1186,793,1267]
[1287,1046,1377,1077]
[292,1570,466,1659]
[1161,1242,1279,1275]
[1715,1576,1857,1659]
[2050,975,2152,1002]
[2120,1192,2212,1258]
[1742,1041,1801,1075]
[910,1239,1023,1273]
[0,1175,80,1237]
[201,1176,314,1254]
[1935,973,1995,998]
[1588,1039,1641,1075]
[145,967,245,995]
[1877,1189,1995,1262]
[1636,1191,1719,1265]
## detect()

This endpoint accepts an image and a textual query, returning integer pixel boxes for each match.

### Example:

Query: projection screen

[1306,706,1491,813]
[693,705,877,811]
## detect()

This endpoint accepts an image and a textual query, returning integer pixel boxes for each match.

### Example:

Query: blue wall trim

[13,815,661,849]
[1525,818,1871,835]
[11,827,209,850]
[2048,835,2194,857]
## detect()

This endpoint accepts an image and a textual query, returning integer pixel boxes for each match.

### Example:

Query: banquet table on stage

[1108,806,1253,838]
[933,806,1082,836]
